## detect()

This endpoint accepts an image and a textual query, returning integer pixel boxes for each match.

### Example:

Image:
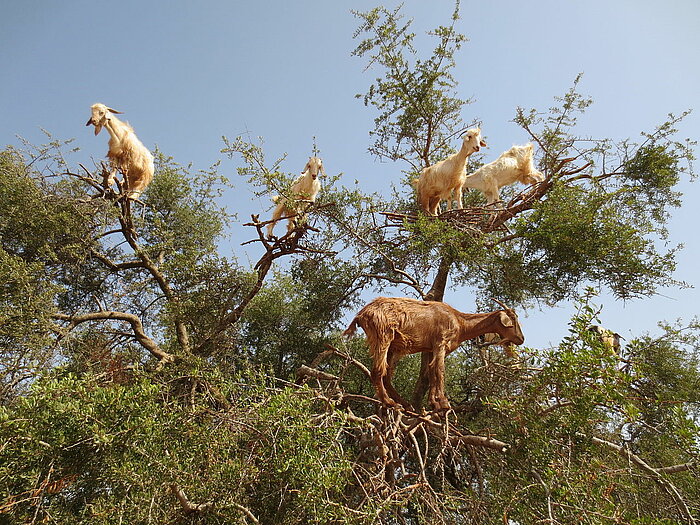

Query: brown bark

[423,256,452,302]
[53,311,174,366]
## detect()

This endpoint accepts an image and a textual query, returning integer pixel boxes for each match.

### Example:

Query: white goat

[415,128,486,215]
[463,143,544,205]
[86,103,154,200]
[266,156,324,238]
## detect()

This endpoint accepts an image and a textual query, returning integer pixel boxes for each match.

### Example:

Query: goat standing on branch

[86,103,154,200]
[588,324,623,354]
[463,143,544,205]
[344,297,525,411]
[415,128,487,215]
[267,156,324,238]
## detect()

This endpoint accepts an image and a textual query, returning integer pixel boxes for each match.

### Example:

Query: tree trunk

[423,256,452,302]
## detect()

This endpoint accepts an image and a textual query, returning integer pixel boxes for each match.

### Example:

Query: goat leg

[428,345,452,411]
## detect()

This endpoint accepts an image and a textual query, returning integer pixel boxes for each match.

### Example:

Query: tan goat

[415,128,487,215]
[86,103,154,200]
[343,297,525,411]
[588,325,623,354]
[267,156,324,238]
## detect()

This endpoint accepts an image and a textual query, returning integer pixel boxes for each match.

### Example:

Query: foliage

[0,365,361,524]
[352,1,470,171]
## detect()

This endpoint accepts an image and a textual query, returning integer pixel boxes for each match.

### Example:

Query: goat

[462,143,544,205]
[588,325,623,354]
[343,297,524,411]
[86,103,154,200]
[415,128,486,215]
[266,156,324,238]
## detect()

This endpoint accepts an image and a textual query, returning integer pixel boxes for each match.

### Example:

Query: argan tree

[0,3,698,524]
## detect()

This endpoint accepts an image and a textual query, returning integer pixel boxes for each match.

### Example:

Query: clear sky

[1,0,698,349]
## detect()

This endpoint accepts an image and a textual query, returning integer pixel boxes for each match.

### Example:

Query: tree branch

[194,213,327,354]
[582,434,696,524]
[53,311,174,366]
[169,483,214,515]
[90,249,146,271]
[115,208,191,354]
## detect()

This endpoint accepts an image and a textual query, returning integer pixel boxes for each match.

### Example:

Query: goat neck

[455,139,475,164]
[103,115,130,143]
[456,309,522,344]
[456,311,498,338]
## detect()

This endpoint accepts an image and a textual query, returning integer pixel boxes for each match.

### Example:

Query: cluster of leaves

[352,1,470,172]
[0,363,365,524]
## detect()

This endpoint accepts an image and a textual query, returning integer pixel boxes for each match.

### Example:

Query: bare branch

[655,461,697,475]
[296,365,340,383]
[582,434,696,524]
[169,483,214,515]
[53,311,174,366]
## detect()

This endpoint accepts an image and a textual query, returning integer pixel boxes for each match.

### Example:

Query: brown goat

[343,297,525,411]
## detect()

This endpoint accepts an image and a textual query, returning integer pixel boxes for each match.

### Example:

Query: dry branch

[296,365,340,383]
[581,434,696,524]
[53,311,174,366]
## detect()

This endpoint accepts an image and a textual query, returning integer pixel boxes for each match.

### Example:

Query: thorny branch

[296,344,510,514]
[194,204,336,354]
[581,433,697,525]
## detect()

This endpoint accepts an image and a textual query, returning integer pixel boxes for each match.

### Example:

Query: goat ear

[480,139,487,148]
[106,107,122,114]
[93,123,103,136]
[498,311,514,328]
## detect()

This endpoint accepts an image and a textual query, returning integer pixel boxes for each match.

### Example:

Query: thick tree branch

[169,483,214,515]
[115,209,191,354]
[53,311,174,366]
[655,461,697,475]
[424,256,452,301]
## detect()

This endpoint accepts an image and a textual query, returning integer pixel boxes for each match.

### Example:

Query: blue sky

[2,0,699,349]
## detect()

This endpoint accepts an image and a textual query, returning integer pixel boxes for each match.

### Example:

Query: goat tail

[343,318,359,338]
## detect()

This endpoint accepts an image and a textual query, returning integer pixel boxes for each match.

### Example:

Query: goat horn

[490,297,510,310]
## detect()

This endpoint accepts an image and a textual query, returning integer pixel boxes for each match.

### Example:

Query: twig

[581,434,696,524]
